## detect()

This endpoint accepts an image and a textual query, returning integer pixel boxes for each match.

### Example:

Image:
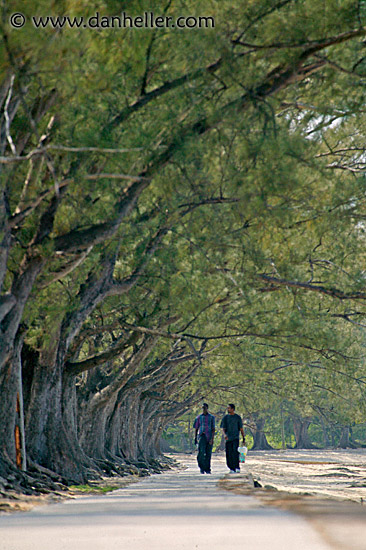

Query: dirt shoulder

[219,473,366,550]
[0,474,140,515]
[0,455,181,515]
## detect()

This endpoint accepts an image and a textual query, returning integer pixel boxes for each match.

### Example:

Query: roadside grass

[68,484,116,494]
[68,476,140,495]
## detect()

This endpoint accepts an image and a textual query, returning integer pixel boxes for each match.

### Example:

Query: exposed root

[0,454,179,514]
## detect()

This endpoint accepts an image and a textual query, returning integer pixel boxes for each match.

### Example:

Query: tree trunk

[0,188,64,473]
[250,417,273,450]
[338,427,358,449]
[0,334,22,476]
[280,405,286,450]
[138,396,162,460]
[105,398,126,460]
[293,417,316,449]
[119,390,141,461]
[0,204,11,293]
[319,416,331,448]
[25,344,88,483]
[78,388,118,460]
[215,433,226,452]
[77,336,159,463]
[0,255,45,462]
[144,416,163,459]
[24,258,123,480]
[62,374,101,475]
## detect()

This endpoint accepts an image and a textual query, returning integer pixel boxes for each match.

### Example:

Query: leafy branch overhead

[0,0,366,484]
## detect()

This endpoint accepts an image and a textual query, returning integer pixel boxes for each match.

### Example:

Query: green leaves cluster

[1,0,366,441]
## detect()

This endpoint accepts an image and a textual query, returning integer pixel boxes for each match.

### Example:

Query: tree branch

[65,332,139,376]
[258,274,366,301]
[0,294,16,323]
[53,178,150,253]
[48,27,365,255]
[105,58,222,131]
[9,179,70,229]
[0,146,144,163]
[84,173,149,181]
[37,246,93,290]
[233,27,366,53]
[60,254,117,352]
[107,228,169,295]
[85,335,159,409]
[4,74,16,155]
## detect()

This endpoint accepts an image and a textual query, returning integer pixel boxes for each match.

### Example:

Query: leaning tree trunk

[77,335,159,463]
[25,341,89,483]
[110,353,168,462]
[215,433,226,452]
[25,256,121,481]
[105,395,126,460]
[250,417,273,450]
[138,395,163,460]
[293,417,316,449]
[118,390,141,461]
[0,333,24,477]
[106,376,154,461]
[0,184,64,475]
[338,427,358,449]
[319,416,332,448]
[61,374,103,476]
[136,395,150,460]
[78,386,119,461]
[145,415,164,459]
[0,256,45,474]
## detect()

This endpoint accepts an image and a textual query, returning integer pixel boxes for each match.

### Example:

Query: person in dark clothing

[220,404,245,473]
[194,403,215,474]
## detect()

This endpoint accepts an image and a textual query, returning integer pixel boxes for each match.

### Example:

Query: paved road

[0,455,332,550]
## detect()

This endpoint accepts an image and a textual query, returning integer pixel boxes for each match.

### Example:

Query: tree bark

[0,184,65,472]
[338,426,358,449]
[249,416,274,450]
[0,333,23,477]
[25,339,90,482]
[319,416,332,448]
[293,417,317,449]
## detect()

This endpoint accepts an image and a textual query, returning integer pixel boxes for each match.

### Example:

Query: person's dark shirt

[220,413,243,441]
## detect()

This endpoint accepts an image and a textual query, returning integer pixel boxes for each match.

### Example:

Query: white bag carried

[237,446,248,463]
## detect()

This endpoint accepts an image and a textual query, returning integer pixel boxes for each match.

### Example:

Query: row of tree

[165,406,366,452]
[247,413,366,450]
[1,0,366,489]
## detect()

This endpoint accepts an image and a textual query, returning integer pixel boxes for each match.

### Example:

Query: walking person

[220,404,245,473]
[194,403,215,474]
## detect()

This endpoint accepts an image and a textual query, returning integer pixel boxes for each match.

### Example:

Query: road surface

[0,455,332,550]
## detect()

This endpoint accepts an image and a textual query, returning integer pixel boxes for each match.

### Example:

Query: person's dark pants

[197,434,213,473]
[225,438,239,471]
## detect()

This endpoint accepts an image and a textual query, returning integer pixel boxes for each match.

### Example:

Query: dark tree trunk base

[1,452,176,501]
[293,418,317,449]
[0,457,68,497]
[250,417,274,450]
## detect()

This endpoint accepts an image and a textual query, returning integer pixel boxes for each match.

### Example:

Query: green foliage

[69,484,120,493]
[1,0,366,447]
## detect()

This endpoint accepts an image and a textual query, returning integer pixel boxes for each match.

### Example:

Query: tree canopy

[0,0,365,487]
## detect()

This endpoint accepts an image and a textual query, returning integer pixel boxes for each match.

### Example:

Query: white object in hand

[237,446,247,463]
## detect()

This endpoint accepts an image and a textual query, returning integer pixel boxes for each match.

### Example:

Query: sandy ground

[243,448,366,502]
[210,449,366,550]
